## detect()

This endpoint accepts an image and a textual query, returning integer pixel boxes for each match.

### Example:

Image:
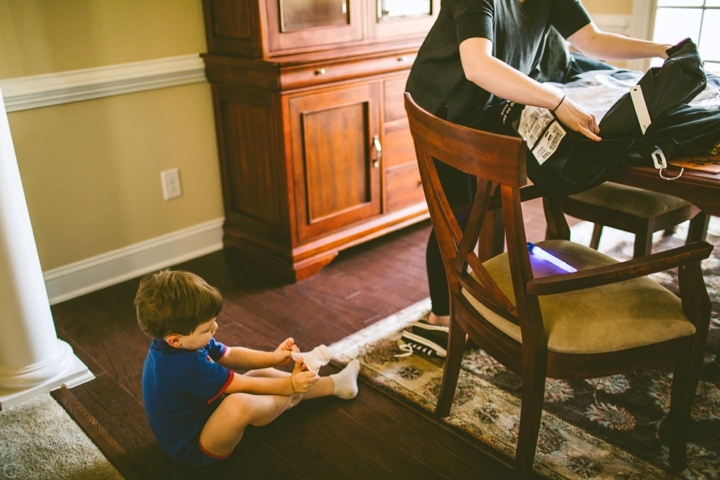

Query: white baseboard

[0,54,206,112]
[43,218,224,305]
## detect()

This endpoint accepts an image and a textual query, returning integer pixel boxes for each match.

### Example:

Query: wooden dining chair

[405,92,714,478]
[559,182,708,258]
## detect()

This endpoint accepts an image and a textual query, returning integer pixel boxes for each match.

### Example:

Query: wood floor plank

[55,303,150,382]
[252,400,400,479]
[68,374,178,479]
[196,430,295,480]
[351,378,514,478]
[242,424,357,480]
[300,405,447,478]
[349,388,511,478]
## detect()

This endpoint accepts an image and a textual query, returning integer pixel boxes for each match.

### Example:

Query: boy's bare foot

[428,312,450,327]
[330,359,360,399]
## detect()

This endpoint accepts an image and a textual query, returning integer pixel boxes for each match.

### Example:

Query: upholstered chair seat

[463,240,696,355]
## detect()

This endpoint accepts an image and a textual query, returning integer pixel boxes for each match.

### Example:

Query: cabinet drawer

[280,52,416,90]
[384,75,409,123]
[383,124,416,169]
[386,162,425,212]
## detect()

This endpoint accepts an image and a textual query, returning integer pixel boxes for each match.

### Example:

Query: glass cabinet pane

[280,0,349,32]
[377,0,432,22]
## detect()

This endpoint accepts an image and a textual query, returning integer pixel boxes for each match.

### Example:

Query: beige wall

[1,0,223,271]
[0,0,207,77]
[583,0,633,16]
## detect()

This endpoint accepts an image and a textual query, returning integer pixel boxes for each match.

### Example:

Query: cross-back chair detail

[405,92,714,478]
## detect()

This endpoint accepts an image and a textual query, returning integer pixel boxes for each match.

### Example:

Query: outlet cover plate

[161,168,182,200]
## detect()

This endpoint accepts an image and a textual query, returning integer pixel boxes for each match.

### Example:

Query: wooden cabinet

[202,0,437,281]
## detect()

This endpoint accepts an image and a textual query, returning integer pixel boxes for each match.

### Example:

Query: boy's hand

[290,360,318,393]
[273,337,299,367]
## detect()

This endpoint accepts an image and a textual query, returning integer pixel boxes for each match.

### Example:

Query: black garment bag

[479,39,719,196]
[599,38,707,138]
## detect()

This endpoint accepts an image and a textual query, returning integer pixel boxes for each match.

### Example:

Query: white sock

[291,345,330,373]
[330,359,360,400]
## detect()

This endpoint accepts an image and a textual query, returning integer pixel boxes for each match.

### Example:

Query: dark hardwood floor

[50,200,554,480]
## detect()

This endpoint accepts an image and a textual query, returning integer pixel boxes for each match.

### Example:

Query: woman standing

[406,0,673,326]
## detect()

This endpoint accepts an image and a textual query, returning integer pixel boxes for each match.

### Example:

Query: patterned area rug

[329,219,720,480]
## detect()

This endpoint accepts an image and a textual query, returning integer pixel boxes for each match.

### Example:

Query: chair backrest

[405,92,541,335]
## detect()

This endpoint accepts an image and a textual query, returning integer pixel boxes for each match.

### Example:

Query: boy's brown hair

[134,269,223,338]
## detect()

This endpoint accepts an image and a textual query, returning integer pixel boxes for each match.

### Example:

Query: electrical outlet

[161,168,182,200]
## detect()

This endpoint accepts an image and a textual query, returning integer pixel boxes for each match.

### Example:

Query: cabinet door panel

[265,0,363,54]
[281,0,349,31]
[290,84,381,241]
[304,104,369,220]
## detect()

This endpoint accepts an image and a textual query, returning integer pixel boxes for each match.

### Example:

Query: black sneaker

[410,321,449,350]
[400,330,447,358]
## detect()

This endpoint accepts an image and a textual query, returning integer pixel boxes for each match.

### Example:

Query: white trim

[43,217,224,305]
[627,0,657,72]
[592,14,632,36]
[0,54,207,112]
[630,0,655,41]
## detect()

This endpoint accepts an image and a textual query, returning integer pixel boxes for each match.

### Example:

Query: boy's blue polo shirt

[142,337,234,464]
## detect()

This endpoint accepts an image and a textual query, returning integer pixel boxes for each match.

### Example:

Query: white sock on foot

[330,359,360,400]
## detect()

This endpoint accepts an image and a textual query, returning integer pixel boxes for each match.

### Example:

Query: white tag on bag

[630,85,652,135]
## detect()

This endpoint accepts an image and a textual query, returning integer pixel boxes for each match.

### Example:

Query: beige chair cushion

[569,182,690,218]
[462,240,696,355]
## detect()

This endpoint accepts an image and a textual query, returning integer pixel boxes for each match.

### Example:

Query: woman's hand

[290,360,318,393]
[554,97,601,142]
[273,337,299,367]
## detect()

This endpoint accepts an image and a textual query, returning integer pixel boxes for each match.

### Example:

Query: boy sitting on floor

[135,269,360,466]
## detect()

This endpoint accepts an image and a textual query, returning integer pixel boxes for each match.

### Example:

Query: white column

[0,87,93,410]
